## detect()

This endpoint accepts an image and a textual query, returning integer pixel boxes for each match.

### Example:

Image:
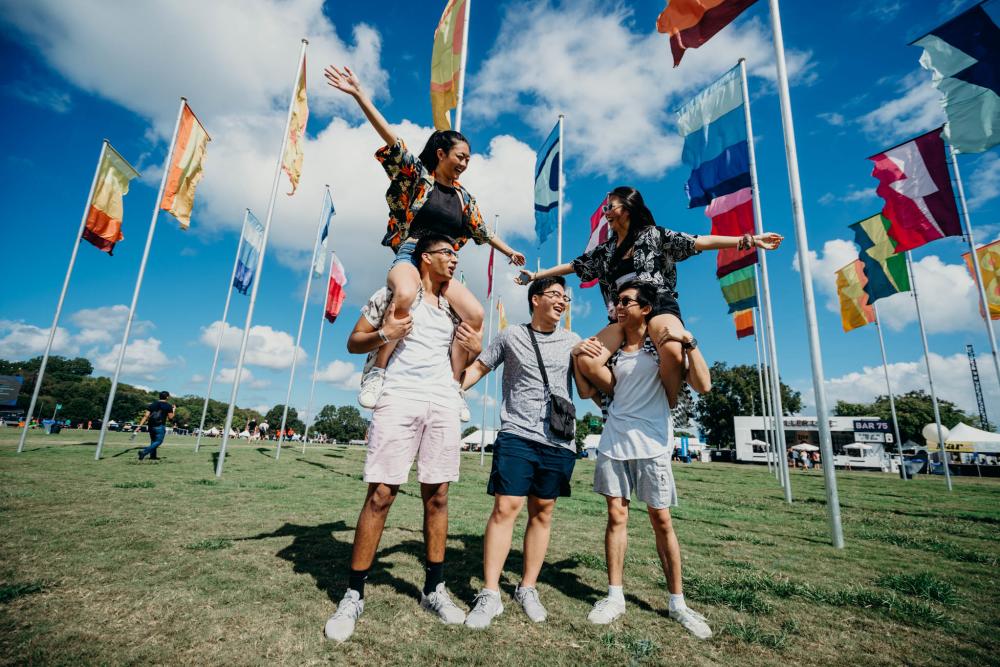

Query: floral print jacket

[374,139,491,252]
[571,225,700,319]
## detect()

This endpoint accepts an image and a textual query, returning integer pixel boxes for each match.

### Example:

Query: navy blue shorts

[488,432,577,499]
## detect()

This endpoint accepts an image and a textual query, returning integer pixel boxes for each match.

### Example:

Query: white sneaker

[514,586,547,623]
[420,582,466,625]
[465,589,504,629]
[458,388,471,422]
[324,589,364,642]
[587,596,626,624]
[669,605,713,639]
[358,368,385,409]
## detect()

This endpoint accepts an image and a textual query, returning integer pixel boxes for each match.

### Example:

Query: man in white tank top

[574,281,714,640]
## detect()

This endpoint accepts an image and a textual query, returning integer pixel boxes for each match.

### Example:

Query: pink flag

[705,187,756,278]
[325,253,347,323]
[581,196,610,288]
[869,128,961,252]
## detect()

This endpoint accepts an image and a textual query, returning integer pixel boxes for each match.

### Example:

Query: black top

[409,183,463,239]
[147,400,173,427]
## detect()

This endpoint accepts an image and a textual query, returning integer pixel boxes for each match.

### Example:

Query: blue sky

[1,0,998,427]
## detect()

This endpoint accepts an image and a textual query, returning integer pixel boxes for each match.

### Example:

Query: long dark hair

[609,186,657,267]
[418,130,470,172]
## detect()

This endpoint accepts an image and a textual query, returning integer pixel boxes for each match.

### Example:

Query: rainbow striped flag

[836,260,875,333]
[657,0,758,67]
[160,102,210,229]
[430,0,467,130]
[82,143,140,255]
[733,308,754,339]
[719,264,757,313]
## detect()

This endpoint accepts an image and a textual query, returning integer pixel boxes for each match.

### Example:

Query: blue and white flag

[914,1,1000,154]
[312,189,336,277]
[534,122,560,246]
[234,211,264,295]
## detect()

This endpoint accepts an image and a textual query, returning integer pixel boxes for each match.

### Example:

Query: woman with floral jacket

[326,65,526,410]
[516,186,782,408]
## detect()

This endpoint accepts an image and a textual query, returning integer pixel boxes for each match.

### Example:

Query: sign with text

[0,376,23,406]
[853,419,891,433]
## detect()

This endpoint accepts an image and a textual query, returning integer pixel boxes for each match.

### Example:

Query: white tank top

[598,347,672,460]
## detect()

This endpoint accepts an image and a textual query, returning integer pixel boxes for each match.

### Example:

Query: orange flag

[82,143,140,255]
[160,102,210,229]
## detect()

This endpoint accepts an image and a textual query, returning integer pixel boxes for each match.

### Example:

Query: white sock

[669,593,686,611]
[608,585,625,603]
[482,587,501,598]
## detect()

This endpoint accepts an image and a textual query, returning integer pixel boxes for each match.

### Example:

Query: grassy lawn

[1,430,998,666]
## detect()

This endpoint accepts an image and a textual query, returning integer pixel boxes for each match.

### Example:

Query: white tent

[943,423,1000,454]
[462,429,499,449]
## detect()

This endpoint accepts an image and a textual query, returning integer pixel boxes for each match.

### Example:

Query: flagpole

[751,309,772,475]
[18,141,108,453]
[96,99,187,460]
[556,114,564,266]
[480,213,499,465]
[872,303,907,480]
[906,251,953,491]
[755,291,780,483]
[740,58,793,502]
[217,39,308,478]
[302,249,335,452]
[195,210,249,453]
[453,0,471,131]
[276,186,329,460]
[949,144,1000,390]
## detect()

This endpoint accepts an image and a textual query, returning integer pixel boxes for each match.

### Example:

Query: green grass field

[2,430,998,666]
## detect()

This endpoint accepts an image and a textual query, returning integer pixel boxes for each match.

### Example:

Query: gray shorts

[593,452,678,509]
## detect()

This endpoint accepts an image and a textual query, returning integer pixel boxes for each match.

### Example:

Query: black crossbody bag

[525,325,576,441]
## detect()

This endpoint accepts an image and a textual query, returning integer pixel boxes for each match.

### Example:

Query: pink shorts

[364,395,461,485]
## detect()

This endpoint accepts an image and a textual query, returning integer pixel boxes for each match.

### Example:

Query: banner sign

[853,419,890,433]
[0,375,23,406]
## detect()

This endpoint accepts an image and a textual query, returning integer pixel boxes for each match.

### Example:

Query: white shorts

[364,395,460,485]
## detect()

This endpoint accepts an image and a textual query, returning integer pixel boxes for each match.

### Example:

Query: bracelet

[737,233,754,251]
[377,328,389,344]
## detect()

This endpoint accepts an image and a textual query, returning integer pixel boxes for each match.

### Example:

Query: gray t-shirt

[478,324,581,451]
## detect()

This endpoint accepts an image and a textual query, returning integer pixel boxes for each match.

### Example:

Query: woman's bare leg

[440,279,485,330]
[577,322,623,382]
[647,313,686,408]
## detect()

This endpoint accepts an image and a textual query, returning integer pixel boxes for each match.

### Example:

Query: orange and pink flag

[657,0,758,67]
[82,143,140,255]
[835,260,876,333]
[160,102,210,229]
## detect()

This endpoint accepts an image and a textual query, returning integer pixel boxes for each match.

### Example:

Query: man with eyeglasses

[458,276,581,629]
[325,232,483,642]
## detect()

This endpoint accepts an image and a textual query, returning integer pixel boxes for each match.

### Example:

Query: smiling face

[604,194,631,238]
[530,281,568,329]
[614,286,650,327]
[435,141,470,182]
[420,240,458,281]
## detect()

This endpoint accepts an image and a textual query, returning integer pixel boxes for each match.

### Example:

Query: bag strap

[525,325,551,392]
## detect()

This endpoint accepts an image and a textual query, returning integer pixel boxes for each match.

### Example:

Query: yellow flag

[836,260,875,332]
[160,102,210,229]
[497,299,508,331]
[430,0,467,130]
[962,239,1000,320]
[82,143,140,255]
[282,55,308,195]
[564,288,572,332]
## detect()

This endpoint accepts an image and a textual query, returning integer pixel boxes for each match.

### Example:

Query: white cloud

[466,2,815,180]
[217,367,269,389]
[817,186,877,206]
[3,80,71,113]
[793,238,860,313]
[199,321,305,370]
[314,360,362,389]
[966,152,1000,211]
[0,320,77,359]
[857,71,945,143]
[92,337,172,380]
[69,304,153,346]
[817,111,845,127]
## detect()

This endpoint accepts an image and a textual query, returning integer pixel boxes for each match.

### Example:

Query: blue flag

[534,122,560,246]
[234,211,264,295]
[312,189,336,278]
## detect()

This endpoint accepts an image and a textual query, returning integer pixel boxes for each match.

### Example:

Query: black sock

[423,561,444,595]
[348,567,369,599]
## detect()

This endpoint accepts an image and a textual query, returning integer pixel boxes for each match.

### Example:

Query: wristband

[377,328,389,344]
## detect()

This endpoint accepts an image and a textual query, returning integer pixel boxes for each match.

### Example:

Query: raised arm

[694,232,784,252]
[488,237,526,267]
[514,263,576,286]
[325,65,397,147]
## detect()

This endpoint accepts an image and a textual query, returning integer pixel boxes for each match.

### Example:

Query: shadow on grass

[110,447,142,458]
[255,447,276,459]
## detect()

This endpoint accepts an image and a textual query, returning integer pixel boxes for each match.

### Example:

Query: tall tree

[264,404,305,434]
[310,405,367,442]
[834,390,979,445]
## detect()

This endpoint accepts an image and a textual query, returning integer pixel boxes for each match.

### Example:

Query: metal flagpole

[480,214,499,465]
[740,59,793,502]
[949,144,1000,390]
[276,185,330,460]
[756,294,781,483]
[453,0,471,131]
[302,250,334,452]
[556,114,564,266]
[217,39,308,477]
[872,303,907,480]
[96,100,187,460]
[752,309,772,475]
[195,210,249,452]
[906,251,953,491]
[18,141,108,453]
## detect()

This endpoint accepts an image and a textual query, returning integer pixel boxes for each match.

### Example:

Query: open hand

[656,326,693,348]
[324,65,363,97]
[573,336,605,358]
[755,232,784,250]
[514,269,534,286]
[381,302,413,341]
[508,251,526,266]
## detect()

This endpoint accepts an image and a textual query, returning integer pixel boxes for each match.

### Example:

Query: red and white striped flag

[581,196,610,288]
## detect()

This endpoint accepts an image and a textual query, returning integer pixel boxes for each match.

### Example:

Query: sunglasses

[614,296,641,308]
[602,203,624,213]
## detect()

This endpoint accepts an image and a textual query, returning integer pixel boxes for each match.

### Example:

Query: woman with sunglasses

[516,186,781,408]
[326,65,527,410]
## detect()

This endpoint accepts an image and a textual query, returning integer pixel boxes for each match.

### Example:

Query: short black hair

[528,275,566,313]
[158,390,170,400]
[617,280,657,320]
[413,233,456,265]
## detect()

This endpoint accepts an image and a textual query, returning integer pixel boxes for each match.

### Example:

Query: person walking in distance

[137,391,174,461]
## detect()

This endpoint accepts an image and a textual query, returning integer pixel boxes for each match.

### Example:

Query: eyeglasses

[425,248,458,258]
[614,296,640,308]
[602,203,624,213]
[540,290,572,303]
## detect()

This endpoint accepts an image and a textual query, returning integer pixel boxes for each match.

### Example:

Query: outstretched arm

[514,263,576,285]
[488,237,526,267]
[325,65,397,147]
[694,232,784,252]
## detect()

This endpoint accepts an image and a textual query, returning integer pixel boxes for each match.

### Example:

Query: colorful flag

[82,143,140,255]
[836,260,875,332]
[312,189,336,278]
[487,246,495,298]
[706,186,756,277]
[849,213,910,303]
[719,264,757,313]
[324,253,348,323]
[657,0,758,67]
[962,238,1000,320]
[733,308,754,339]
[282,55,308,196]
[677,66,750,208]
[430,0,468,130]
[580,197,611,288]
[869,128,961,252]
[234,211,264,295]
[497,299,508,331]
[160,102,210,229]
[913,1,1000,154]
[534,121,561,245]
